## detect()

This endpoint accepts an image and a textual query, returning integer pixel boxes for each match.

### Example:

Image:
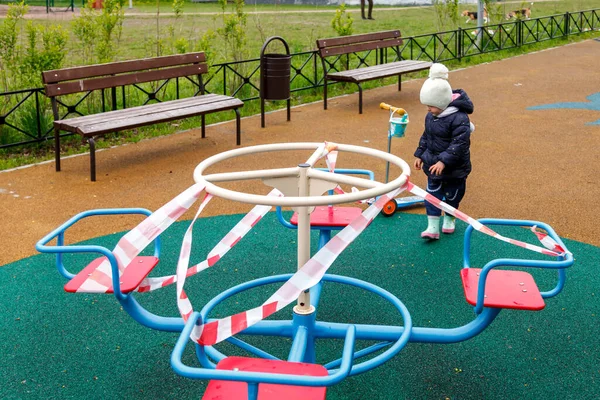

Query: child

[414,63,474,240]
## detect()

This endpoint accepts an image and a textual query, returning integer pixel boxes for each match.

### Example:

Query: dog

[462,9,488,24]
[507,3,533,20]
[506,7,532,20]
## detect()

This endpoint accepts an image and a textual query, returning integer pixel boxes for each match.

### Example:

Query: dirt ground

[1,39,599,266]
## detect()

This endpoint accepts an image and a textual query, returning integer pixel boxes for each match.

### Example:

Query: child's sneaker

[421,216,440,240]
[442,215,456,234]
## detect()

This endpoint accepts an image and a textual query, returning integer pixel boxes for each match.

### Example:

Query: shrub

[331,4,354,37]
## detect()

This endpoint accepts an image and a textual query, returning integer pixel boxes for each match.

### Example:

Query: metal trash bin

[260,36,291,128]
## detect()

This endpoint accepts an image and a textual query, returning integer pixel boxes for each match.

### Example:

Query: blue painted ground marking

[528,92,600,125]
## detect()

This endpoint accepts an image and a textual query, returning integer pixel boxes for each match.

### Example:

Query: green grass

[0,0,599,170]
[8,0,599,68]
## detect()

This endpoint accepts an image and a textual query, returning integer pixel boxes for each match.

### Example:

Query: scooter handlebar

[379,103,406,115]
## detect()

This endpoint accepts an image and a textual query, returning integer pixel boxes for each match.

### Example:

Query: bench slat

[46,64,208,97]
[70,98,243,136]
[317,30,401,49]
[43,52,206,84]
[319,38,402,57]
[56,93,226,128]
[329,60,430,77]
[327,60,432,82]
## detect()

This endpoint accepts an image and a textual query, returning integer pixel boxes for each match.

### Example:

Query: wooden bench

[43,52,244,181]
[316,30,432,114]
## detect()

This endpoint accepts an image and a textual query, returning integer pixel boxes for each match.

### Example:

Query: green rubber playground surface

[1,212,598,399]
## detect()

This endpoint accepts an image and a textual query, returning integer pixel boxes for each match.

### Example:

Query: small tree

[331,4,354,37]
[0,1,28,92]
[20,22,69,87]
[331,4,354,70]
[72,0,125,64]
[216,0,248,95]
[433,0,459,32]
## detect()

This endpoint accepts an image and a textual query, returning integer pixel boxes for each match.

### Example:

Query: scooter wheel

[382,199,397,217]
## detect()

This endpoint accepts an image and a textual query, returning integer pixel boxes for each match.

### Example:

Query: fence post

[457,28,462,61]
[565,12,570,37]
[35,90,42,140]
[313,52,317,88]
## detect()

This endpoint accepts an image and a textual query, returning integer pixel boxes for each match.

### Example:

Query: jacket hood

[450,89,474,114]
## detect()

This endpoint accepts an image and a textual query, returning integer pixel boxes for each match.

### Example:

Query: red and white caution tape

[406,181,568,257]
[190,188,402,346]
[71,140,567,350]
[173,189,283,322]
[137,190,280,293]
[74,182,207,293]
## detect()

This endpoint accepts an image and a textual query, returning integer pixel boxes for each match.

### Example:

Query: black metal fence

[1,8,599,150]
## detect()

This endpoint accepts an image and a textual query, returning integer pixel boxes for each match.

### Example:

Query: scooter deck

[395,196,424,208]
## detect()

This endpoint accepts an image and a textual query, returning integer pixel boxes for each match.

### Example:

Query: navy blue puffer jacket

[414,89,474,180]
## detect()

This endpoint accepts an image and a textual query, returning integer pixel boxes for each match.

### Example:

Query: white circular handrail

[193,142,410,207]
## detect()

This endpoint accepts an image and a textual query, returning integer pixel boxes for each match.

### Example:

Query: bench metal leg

[398,75,402,91]
[88,137,96,182]
[234,108,241,146]
[201,115,206,139]
[261,98,265,128]
[54,126,61,172]
[323,77,328,110]
[357,83,363,114]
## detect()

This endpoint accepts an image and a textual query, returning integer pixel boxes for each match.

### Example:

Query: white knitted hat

[419,63,452,110]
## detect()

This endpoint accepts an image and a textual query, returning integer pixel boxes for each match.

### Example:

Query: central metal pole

[294,163,315,315]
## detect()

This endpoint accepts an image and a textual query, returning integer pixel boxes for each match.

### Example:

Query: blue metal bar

[462,219,573,314]
[288,326,308,362]
[219,319,294,337]
[226,337,281,361]
[304,274,412,376]
[172,316,356,387]
[34,208,181,332]
[314,307,501,344]
[36,208,160,301]
[196,344,219,368]
[310,281,324,309]
[292,312,317,363]
[118,295,184,332]
[200,275,296,339]
[56,232,71,279]
[323,341,392,370]
[541,269,567,298]
[317,230,331,250]
[200,275,296,363]
[200,273,413,376]
[248,383,258,400]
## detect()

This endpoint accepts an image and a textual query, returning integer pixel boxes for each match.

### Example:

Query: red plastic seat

[203,356,328,400]
[64,256,159,294]
[290,206,363,228]
[460,268,545,311]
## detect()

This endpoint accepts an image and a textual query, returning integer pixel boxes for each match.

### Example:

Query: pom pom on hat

[420,63,452,110]
[429,63,449,79]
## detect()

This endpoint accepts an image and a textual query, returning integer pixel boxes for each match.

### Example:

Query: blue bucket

[389,113,409,138]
